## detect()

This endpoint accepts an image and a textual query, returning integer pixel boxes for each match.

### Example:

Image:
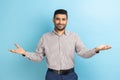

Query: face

[53,14,68,31]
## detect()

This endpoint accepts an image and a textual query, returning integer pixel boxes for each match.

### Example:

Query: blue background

[0,0,120,80]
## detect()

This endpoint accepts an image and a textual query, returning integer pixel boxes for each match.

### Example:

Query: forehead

[54,14,67,18]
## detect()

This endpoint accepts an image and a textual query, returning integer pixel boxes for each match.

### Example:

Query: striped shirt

[25,30,97,70]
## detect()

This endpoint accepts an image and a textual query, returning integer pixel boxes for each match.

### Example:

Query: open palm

[9,43,26,55]
[97,45,112,51]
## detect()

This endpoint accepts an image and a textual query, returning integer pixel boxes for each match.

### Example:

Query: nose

[59,19,63,24]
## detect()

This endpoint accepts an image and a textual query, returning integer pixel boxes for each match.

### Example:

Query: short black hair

[53,9,68,18]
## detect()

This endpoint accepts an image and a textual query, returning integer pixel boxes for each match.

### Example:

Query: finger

[9,50,16,53]
[108,46,112,49]
[104,45,112,49]
[14,43,21,48]
[106,45,112,48]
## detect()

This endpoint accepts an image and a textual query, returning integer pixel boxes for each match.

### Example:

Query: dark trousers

[45,69,78,80]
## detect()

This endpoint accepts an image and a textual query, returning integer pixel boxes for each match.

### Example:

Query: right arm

[9,37,45,62]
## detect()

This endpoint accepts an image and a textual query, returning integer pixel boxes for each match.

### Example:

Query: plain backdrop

[0,0,120,80]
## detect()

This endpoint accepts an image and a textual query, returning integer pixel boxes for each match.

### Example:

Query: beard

[55,24,66,31]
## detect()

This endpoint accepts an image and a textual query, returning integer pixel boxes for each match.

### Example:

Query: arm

[75,34,112,58]
[9,37,45,62]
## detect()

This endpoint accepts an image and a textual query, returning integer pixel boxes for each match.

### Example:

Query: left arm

[75,34,112,58]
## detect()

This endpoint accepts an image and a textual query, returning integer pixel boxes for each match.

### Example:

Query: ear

[66,19,68,22]
[53,18,55,23]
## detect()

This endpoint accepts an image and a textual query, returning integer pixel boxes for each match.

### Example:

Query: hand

[9,43,26,55]
[95,45,112,52]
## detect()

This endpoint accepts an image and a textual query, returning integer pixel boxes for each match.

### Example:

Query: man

[9,9,111,80]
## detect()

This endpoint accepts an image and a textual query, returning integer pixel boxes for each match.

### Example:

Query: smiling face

[53,14,68,31]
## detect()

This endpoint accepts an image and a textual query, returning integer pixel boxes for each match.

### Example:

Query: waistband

[48,68,74,75]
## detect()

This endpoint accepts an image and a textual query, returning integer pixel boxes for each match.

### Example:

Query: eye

[62,18,66,21]
[55,18,60,20]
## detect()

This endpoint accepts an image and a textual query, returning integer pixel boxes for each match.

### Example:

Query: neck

[55,29,65,36]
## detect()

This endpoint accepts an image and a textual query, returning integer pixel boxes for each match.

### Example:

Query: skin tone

[9,14,112,55]
[53,14,68,36]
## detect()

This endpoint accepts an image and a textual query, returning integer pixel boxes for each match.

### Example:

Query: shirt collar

[52,30,68,36]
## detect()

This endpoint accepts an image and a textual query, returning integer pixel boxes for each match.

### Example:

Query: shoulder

[43,32,52,36]
[66,31,79,37]
[41,31,53,38]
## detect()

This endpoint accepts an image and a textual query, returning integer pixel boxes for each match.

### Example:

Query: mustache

[57,24,65,25]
